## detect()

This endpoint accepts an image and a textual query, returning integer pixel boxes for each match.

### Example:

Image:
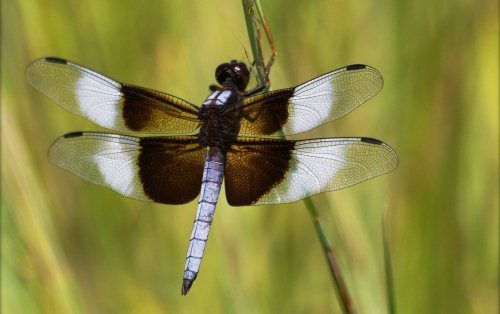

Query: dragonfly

[26,57,398,295]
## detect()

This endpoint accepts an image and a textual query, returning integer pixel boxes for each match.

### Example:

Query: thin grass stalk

[383,208,396,314]
[242,0,268,91]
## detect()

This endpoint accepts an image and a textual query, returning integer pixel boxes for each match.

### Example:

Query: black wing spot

[63,131,84,139]
[361,137,383,145]
[45,57,67,64]
[346,64,366,71]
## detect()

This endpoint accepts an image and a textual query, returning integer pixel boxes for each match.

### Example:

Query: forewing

[49,132,205,204]
[238,64,383,136]
[225,137,398,205]
[27,57,201,134]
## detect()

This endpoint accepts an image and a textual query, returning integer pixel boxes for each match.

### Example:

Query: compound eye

[215,63,231,85]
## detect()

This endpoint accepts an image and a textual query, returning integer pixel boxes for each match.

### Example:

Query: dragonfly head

[215,60,250,92]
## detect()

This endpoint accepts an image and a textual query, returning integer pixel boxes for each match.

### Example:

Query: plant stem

[242,0,267,90]
[303,198,355,314]
[383,208,396,314]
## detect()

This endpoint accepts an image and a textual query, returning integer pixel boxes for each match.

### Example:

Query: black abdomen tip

[181,279,194,296]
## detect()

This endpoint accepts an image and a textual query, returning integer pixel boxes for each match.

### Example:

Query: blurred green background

[2,0,498,313]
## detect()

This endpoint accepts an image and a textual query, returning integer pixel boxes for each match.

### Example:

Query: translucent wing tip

[345,63,384,91]
[26,57,66,88]
[360,137,400,172]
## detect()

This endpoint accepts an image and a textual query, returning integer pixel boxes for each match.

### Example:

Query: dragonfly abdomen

[182,147,225,295]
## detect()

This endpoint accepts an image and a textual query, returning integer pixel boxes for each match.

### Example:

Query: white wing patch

[278,65,383,136]
[287,73,335,134]
[274,140,347,202]
[48,133,148,201]
[92,134,138,197]
[75,73,122,129]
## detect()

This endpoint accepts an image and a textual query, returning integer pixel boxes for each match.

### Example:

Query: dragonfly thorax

[199,88,243,151]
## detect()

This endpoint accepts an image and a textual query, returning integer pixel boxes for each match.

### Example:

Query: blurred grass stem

[383,204,396,314]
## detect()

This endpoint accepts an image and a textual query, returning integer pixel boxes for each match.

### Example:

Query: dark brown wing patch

[138,137,205,204]
[122,84,201,133]
[237,89,294,136]
[225,138,294,206]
